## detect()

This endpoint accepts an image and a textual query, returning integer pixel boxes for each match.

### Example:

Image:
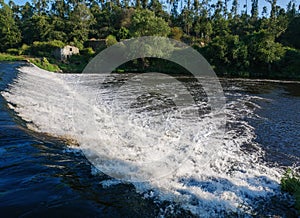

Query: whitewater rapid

[2,64,285,216]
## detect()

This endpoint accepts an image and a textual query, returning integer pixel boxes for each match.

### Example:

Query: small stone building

[53,45,79,61]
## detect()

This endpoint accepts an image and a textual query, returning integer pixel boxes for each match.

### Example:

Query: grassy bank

[30,56,88,73]
[281,169,300,213]
[0,53,25,61]
[30,57,61,72]
[0,53,86,73]
[0,53,62,72]
[0,51,300,81]
[29,57,87,73]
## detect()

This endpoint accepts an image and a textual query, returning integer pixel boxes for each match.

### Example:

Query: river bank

[0,53,83,73]
[1,52,300,81]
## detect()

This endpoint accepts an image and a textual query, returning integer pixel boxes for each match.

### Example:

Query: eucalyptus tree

[130,9,170,37]
[267,0,277,20]
[32,0,50,15]
[141,0,148,8]
[231,0,238,17]
[250,0,258,19]
[68,2,95,46]
[0,1,22,51]
[48,0,69,42]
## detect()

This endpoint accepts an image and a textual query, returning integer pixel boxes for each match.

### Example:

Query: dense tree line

[0,0,299,78]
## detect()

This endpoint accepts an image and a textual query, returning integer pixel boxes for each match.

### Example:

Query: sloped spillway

[1,62,299,217]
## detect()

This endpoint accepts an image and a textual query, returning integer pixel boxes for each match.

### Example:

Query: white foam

[1,64,284,216]
[100,179,122,188]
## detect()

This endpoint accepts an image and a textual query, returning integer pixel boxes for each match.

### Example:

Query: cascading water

[2,64,292,217]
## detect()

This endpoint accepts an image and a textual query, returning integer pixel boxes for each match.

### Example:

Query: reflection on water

[221,79,300,167]
[0,113,168,217]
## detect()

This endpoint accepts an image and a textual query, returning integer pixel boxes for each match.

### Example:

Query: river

[0,62,299,217]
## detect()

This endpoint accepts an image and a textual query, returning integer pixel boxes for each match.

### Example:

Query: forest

[0,0,299,78]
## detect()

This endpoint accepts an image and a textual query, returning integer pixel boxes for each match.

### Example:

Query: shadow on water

[0,108,161,217]
[282,83,300,97]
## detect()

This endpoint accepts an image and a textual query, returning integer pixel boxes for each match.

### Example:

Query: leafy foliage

[30,40,65,57]
[0,1,21,51]
[106,35,118,47]
[0,0,299,77]
[0,53,24,61]
[170,27,183,41]
[30,57,61,72]
[130,9,170,37]
[281,169,300,212]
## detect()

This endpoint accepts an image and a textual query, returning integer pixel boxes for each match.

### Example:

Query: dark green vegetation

[0,0,299,78]
[281,169,300,212]
[0,53,25,61]
[30,57,61,72]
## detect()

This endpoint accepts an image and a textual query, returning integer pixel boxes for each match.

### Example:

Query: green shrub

[20,44,30,55]
[6,48,20,55]
[70,39,84,50]
[106,35,117,47]
[31,40,65,57]
[81,47,95,56]
[275,47,300,79]
[170,27,183,41]
[117,27,130,40]
[0,53,24,61]
[30,57,61,72]
[281,168,300,212]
